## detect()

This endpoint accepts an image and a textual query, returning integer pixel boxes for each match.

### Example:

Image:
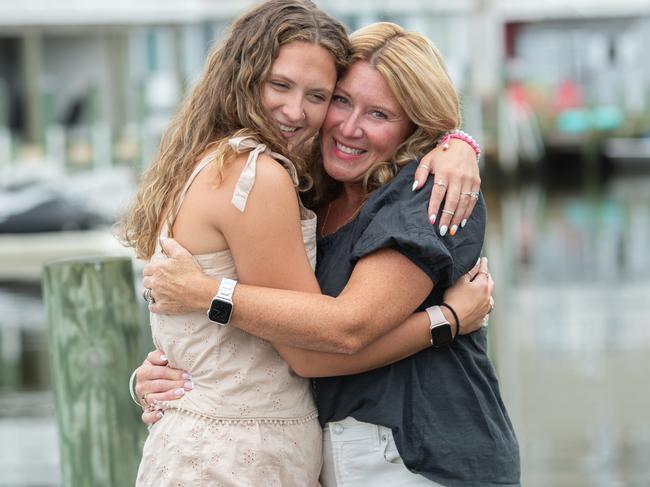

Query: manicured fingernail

[184,381,194,390]
[182,373,192,380]
[156,411,163,419]
[412,180,419,191]
[439,225,448,236]
[450,225,458,236]
[174,388,185,397]
[476,258,481,265]
[429,214,436,225]
[461,219,467,228]
[160,354,168,362]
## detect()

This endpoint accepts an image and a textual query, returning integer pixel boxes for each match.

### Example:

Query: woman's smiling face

[319,61,414,185]
[262,41,338,150]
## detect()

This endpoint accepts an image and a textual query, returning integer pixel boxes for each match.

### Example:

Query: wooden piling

[42,256,147,487]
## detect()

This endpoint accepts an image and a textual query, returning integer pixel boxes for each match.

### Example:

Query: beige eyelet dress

[136,136,322,487]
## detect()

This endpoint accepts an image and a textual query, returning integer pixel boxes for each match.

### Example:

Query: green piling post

[42,256,147,487]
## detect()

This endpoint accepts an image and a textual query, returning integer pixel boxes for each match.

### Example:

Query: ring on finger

[434,180,447,187]
[441,209,455,215]
[478,270,490,278]
[483,314,490,325]
[489,296,495,313]
[417,163,430,171]
[141,392,150,406]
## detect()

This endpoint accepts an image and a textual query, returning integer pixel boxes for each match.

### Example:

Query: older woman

[138,21,518,487]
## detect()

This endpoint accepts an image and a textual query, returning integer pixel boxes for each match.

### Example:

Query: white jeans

[320,417,444,487]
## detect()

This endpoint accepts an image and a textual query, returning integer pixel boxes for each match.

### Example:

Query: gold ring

[478,271,490,278]
[441,210,455,215]
[418,163,430,171]
[140,393,149,407]
[434,181,447,187]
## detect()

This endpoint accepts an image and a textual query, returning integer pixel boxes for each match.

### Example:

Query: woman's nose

[339,112,362,138]
[282,96,305,123]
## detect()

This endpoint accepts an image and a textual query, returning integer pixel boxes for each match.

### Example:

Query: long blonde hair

[309,22,461,204]
[119,0,350,258]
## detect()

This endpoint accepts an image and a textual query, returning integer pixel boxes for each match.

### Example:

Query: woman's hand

[443,257,494,335]
[143,238,220,314]
[413,138,481,236]
[135,350,194,424]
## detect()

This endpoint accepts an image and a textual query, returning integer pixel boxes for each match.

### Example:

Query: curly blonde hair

[309,22,461,205]
[119,0,350,259]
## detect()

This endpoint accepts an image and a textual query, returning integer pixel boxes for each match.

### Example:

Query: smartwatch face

[208,299,233,325]
[430,323,453,347]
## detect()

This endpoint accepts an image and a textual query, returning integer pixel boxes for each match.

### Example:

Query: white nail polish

[461,219,467,228]
[440,225,448,236]
[411,180,419,191]
[184,381,194,390]
[182,373,192,380]
[476,257,481,265]
[156,411,163,419]
[174,388,185,397]
[160,354,168,362]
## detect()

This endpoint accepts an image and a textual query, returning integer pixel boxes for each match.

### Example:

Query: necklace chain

[320,199,365,237]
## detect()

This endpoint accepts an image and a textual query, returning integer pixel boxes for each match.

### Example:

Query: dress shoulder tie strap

[229,136,300,212]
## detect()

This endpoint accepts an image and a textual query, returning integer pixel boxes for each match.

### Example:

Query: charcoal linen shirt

[313,160,520,487]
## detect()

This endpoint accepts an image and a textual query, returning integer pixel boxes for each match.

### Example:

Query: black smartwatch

[425,305,453,347]
[207,278,237,326]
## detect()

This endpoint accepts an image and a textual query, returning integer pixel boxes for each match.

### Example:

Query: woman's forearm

[273,310,433,377]
[231,250,431,354]
[160,248,432,354]
[187,273,359,353]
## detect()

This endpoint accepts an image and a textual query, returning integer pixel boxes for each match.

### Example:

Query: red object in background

[504,22,523,59]
[552,80,584,115]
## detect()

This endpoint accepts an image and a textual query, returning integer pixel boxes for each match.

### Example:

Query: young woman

[136,20,518,487]
[120,1,484,485]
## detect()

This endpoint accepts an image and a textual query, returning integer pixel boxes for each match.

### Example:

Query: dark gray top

[314,160,520,487]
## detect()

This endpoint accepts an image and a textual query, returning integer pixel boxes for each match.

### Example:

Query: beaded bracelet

[439,129,481,161]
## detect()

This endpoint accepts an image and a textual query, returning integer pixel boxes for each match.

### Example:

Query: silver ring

[464,191,479,200]
[434,180,447,188]
[417,163,430,171]
[142,288,155,304]
[489,296,495,313]
[441,209,455,215]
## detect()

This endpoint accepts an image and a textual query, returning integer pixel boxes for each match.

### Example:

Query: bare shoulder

[251,153,296,192]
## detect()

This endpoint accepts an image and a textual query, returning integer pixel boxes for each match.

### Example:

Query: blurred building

[0,0,648,173]
[0,0,486,174]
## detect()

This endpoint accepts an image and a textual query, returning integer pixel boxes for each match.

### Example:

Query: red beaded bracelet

[439,130,481,161]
